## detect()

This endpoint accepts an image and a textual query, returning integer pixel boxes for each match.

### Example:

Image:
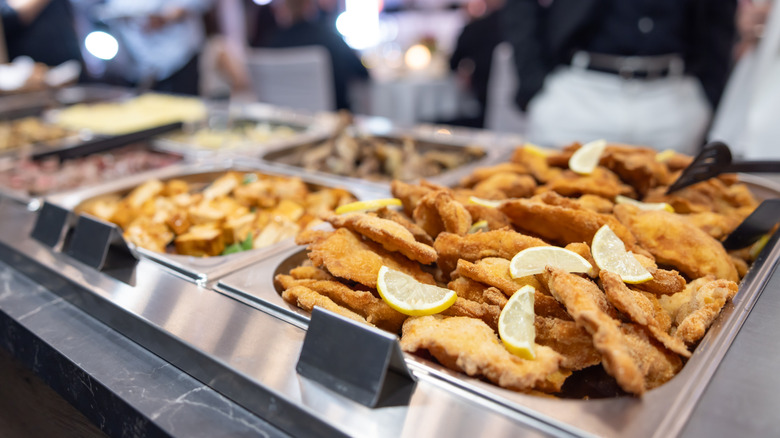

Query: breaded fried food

[631,253,686,296]
[276,275,407,332]
[375,206,434,246]
[509,145,562,183]
[413,190,472,238]
[472,172,537,199]
[537,168,635,199]
[600,271,690,358]
[289,265,334,281]
[620,323,683,390]
[307,228,435,289]
[463,203,512,230]
[600,144,673,197]
[391,179,436,216]
[613,204,739,282]
[324,212,437,264]
[644,177,759,215]
[455,258,541,295]
[658,277,738,345]
[400,315,564,392]
[434,230,548,279]
[683,210,748,240]
[500,196,642,252]
[535,316,601,371]
[281,285,371,326]
[441,298,501,332]
[564,242,598,277]
[542,267,645,394]
[577,194,615,214]
[447,276,508,307]
[459,162,531,188]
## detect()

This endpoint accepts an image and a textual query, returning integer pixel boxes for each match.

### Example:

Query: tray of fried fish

[44,160,381,283]
[217,142,780,438]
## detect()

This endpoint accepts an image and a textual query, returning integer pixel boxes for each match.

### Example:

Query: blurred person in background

[200,0,252,99]
[1,0,82,67]
[448,0,505,128]
[263,0,368,111]
[502,0,737,154]
[710,0,780,159]
[98,0,213,95]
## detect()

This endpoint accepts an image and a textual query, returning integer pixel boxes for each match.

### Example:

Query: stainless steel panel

[43,160,384,283]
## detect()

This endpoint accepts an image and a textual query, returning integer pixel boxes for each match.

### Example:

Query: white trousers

[526,66,711,154]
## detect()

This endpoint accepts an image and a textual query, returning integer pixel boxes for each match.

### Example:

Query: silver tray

[215,176,780,438]
[44,160,384,284]
[151,102,337,159]
[259,121,502,192]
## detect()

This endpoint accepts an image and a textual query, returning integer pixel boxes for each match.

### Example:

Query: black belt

[568,51,685,79]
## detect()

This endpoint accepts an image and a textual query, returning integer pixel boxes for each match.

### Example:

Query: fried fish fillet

[375,206,434,246]
[391,179,436,216]
[600,271,690,358]
[535,316,601,371]
[447,276,508,307]
[620,323,683,390]
[401,315,564,392]
[631,253,686,296]
[537,167,635,199]
[307,228,435,289]
[289,265,334,281]
[500,196,642,252]
[600,144,673,197]
[463,204,512,230]
[433,229,548,279]
[276,275,407,332]
[324,212,438,264]
[459,162,531,188]
[281,285,371,326]
[509,145,562,183]
[472,172,537,199]
[441,298,502,332]
[542,267,645,394]
[413,190,472,238]
[614,204,739,282]
[658,277,738,345]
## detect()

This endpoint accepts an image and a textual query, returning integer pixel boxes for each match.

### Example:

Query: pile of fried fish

[275,143,766,397]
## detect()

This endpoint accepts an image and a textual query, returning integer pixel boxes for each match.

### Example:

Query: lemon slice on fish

[522,142,552,157]
[376,266,457,316]
[591,225,653,284]
[569,139,607,175]
[498,285,536,359]
[749,234,771,260]
[335,198,402,214]
[615,195,675,212]
[655,149,677,162]
[509,247,593,278]
[468,196,505,208]
[468,220,489,234]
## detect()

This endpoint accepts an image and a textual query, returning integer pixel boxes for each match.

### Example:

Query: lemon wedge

[654,149,677,162]
[749,234,771,260]
[468,220,489,234]
[615,195,675,212]
[569,139,607,175]
[376,266,457,316]
[335,198,402,214]
[468,196,505,208]
[522,142,552,157]
[591,225,653,284]
[509,246,593,278]
[498,285,536,359]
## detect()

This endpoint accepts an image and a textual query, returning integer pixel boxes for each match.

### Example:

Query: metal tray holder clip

[63,213,138,271]
[296,307,417,408]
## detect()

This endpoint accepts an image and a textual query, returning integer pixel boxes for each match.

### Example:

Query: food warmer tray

[150,102,338,159]
[43,159,385,284]
[0,174,777,437]
[259,117,506,193]
[0,84,133,120]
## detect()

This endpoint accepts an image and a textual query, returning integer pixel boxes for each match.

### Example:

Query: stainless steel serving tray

[259,116,505,192]
[215,175,780,438]
[151,102,337,159]
[44,160,385,284]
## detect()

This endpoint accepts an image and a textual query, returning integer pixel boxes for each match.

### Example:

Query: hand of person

[736,0,773,57]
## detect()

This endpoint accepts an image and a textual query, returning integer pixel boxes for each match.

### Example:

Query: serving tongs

[31,121,183,162]
[666,142,780,194]
[722,199,780,250]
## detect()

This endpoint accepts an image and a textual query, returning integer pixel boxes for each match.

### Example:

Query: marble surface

[0,261,288,438]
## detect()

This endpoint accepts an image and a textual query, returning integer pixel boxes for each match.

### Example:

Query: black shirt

[449,10,505,109]
[1,0,82,66]
[580,0,690,56]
